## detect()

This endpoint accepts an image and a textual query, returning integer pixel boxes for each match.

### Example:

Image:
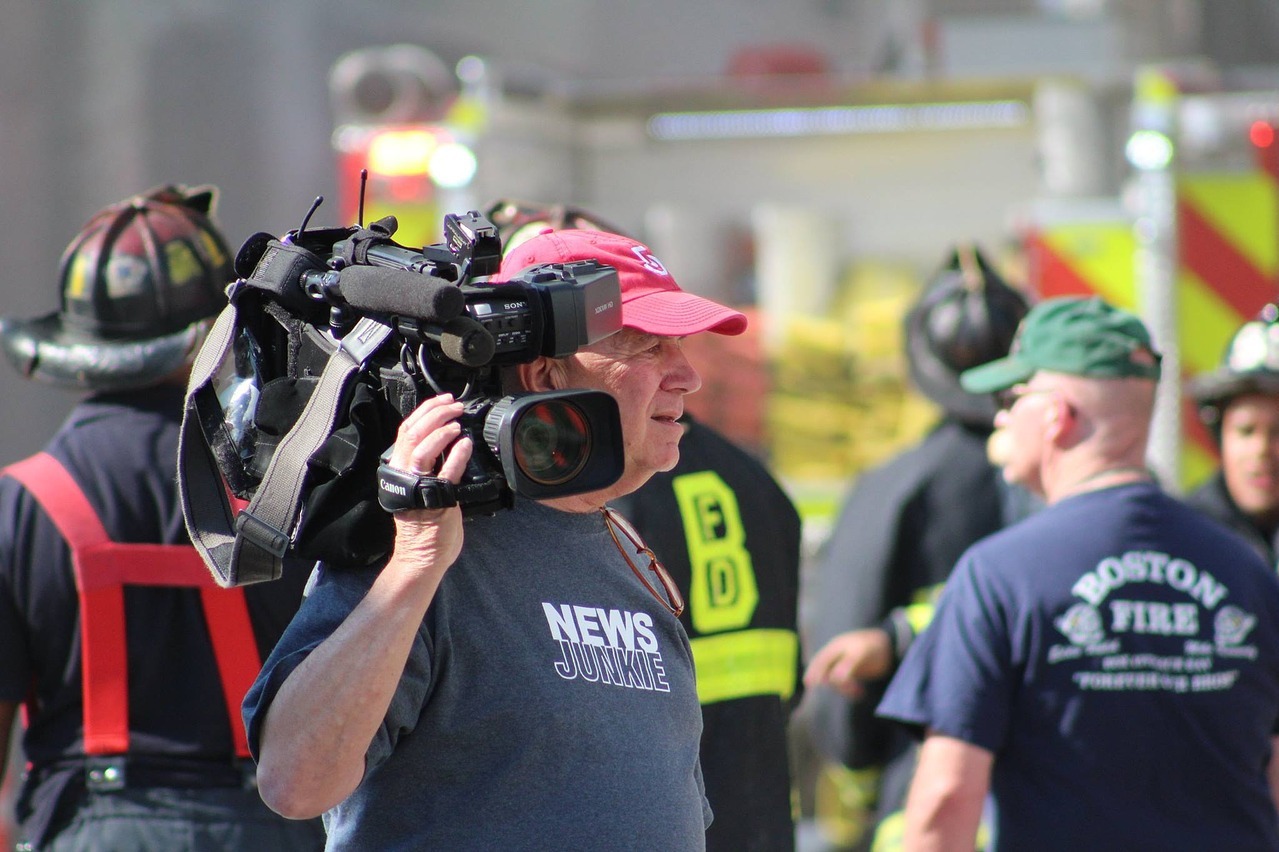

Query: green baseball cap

[959,296,1162,393]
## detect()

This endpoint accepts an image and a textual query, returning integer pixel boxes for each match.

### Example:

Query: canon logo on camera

[380,479,408,496]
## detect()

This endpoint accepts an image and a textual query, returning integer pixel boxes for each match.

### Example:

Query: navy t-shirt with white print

[244,497,709,851]
[879,482,1279,852]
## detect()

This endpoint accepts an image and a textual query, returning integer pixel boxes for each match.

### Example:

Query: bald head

[1055,371,1155,439]
[1034,371,1156,499]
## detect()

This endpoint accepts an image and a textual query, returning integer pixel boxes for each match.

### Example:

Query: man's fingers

[803,646,839,687]
[805,634,877,699]
[437,436,473,483]
[805,642,853,686]
[829,655,858,687]
[406,422,463,475]
[389,394,466,473]
[837,680,865,700]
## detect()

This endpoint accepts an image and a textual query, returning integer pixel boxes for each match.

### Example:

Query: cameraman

[244,228,748,849]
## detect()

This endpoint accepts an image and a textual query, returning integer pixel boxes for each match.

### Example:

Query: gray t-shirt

[245,498,709,851]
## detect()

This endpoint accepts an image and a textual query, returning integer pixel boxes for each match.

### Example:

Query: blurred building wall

[0,0,899,463]
[0,0,1272,464]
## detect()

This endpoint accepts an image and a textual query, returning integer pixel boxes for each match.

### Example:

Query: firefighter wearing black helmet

[801,246,1033,851]
[1185,303,1279,569]
[0,187,323,851]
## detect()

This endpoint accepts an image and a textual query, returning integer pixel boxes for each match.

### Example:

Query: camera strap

[376,460,460,511]
[179,300,394,586]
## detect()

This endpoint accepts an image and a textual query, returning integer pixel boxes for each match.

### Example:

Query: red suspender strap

[6,454,128,755]
[196,587,258,758]
[3,452,257,757]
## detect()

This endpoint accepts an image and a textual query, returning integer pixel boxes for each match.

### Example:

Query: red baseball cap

[498,228,747,337]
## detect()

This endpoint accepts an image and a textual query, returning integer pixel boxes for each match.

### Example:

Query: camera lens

[512,398,592,486]
[480,389,622,499]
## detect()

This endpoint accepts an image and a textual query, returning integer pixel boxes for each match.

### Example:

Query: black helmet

[905,245,1031,426]
[0,184,232,391]
[1188,303,1279,433]
[484,198,635,253]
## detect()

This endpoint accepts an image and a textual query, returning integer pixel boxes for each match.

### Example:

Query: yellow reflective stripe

[815,762,882,848]
[870,807,991,851]
[902,602,934,635]
[869,809,905,852]
[690,628,798,704]
[67,252,91,299]
[904,582,946,634]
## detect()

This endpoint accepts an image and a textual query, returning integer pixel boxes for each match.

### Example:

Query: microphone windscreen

[336,266,465,322]
[439,316,496,367]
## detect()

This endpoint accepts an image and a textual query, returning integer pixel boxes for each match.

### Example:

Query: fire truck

[326,45,1279,512]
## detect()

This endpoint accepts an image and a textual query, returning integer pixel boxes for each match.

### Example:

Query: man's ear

[1045,394,1078,446]
[516,357,567,393]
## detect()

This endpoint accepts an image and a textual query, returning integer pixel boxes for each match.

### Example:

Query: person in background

[0,186,324,851]
[488,198,804,852]
[1186,302,1279,568]
[612,416,803,851]
[800,247,1030,851]
[878,296,1279,851]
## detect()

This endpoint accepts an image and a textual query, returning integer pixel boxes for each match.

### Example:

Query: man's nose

[665,343,702,395]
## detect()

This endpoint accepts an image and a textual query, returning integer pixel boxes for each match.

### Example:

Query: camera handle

[374,451,510,517]
[375,458,459,511]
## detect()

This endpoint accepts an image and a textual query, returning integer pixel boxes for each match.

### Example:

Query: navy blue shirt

[879,482,1279,851]
[0,387,311,772]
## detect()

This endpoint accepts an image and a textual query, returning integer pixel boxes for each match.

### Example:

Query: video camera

[179,201,625,586]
